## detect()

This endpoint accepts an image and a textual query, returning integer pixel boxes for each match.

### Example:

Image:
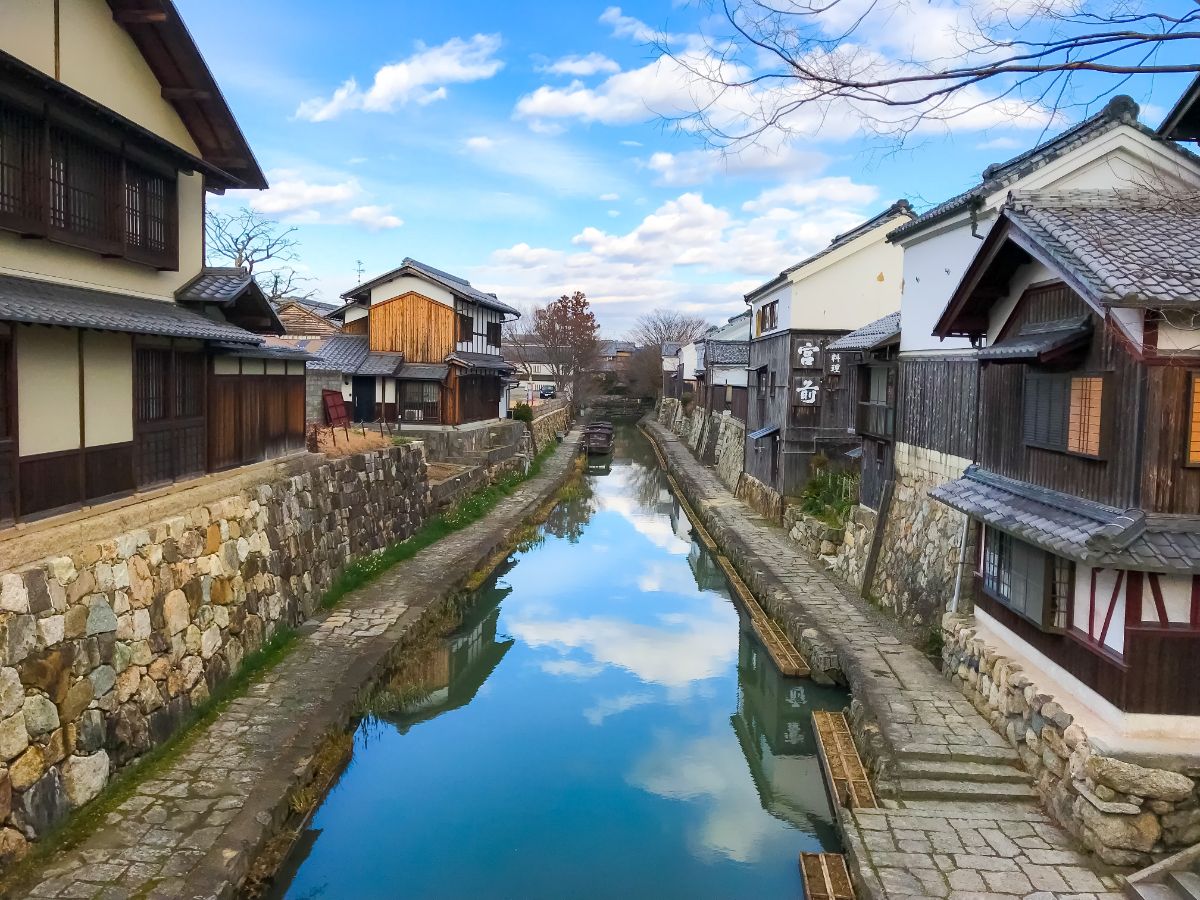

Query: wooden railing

[856,401,895,438]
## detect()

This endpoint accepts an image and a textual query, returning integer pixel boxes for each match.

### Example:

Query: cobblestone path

[644,422,1125,900]
[14,436,582,900]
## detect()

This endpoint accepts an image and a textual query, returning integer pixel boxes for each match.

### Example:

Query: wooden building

[318,259,518,426]
[743,201,912,501]
[274,299,342,338]
[825,312,901,511]
[931,192,1200,717]
[0,4,306,524]
[691,312,751,421]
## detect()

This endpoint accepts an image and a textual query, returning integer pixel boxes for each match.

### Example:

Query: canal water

[272,423,847,899]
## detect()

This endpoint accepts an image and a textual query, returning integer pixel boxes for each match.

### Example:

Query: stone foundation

[784,508,845,559]
[529,402,570,453]
[710,415,745,494]
[866,441,972,626]
[828,505,876,589]
[0,445,431,858]
[735,472,783,523]
[943,614,1200,867]
[657,400,746,496]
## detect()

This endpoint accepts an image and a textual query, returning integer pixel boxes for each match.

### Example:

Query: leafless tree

[628,309,712,347]
[661,0,1200,145]
[205,207,317,303]
[626,344,668,399]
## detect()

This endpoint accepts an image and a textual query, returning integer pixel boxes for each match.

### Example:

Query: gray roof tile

[932,466,1200,571]
[706,340,749,366]
[344,258,520,316]
[397,363,449,381]
[977,314,1092,361]
[307,334,369,373]
[827,311,901,351]
[447,351,515,373]
[356,352,406,376]
[0,273,261,344]
[176,268,254,304]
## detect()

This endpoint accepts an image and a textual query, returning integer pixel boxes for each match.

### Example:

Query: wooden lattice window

[0,104,42,232]
[1188,373,1200,465]
[458,312,472,343]
[173,352,205,419]
[49,129,122,249]
[135,348,171,422]
[125,161,174,265]
[1067,376,1103,456]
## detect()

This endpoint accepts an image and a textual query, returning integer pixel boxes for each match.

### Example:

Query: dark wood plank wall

[977,287,1139,509]
[745,332,792,489]
[1140,364,1200,514]
[860,437,892,510]
[897,356,978,459]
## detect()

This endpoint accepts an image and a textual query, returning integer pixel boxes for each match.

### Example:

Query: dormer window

[1024,372,1104,458]
[0,100,178,270]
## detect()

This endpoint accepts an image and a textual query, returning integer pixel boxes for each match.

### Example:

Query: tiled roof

[1006,193,1200,308]
[889,95,1200,242]
[746,200,912,300]
[344,258,520,316]
[706,340,749,366]
[447,351,515,373]
[599,340,636,355]
[0,273,261,344]
[176,268,254,304]
[1159,74,1200,141]
[661,341,682,357]
[209,342,312,361]
[932,466,1200,571]
[356,352,406,377]
[307,334,369,373]
[397,363,449,381]
[827,311,901,351]
[977,315,1091,361]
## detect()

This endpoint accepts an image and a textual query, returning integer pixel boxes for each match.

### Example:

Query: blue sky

[181,0,1198,336]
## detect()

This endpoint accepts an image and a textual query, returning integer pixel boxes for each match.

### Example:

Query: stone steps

[895,777,1040,803]
[895,741,1022,766]
[896,757,1032,784]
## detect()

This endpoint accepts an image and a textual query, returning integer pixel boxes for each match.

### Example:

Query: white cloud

[599,192,620,201]
[540,659,605,679]
[250,173,359,215]
[620,139,643,148]
[975,136,1023,150]
[583,692,655,725]
[348,205,404,230]
[540,52,620,77]
[741,176,880,213]
[296,34,504,121]
[599,6,683,43]
[464,135,496,152]
[645,143,829,187]
[607,210,620,218]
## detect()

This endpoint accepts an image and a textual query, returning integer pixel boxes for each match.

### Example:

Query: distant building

[693,312,751,421]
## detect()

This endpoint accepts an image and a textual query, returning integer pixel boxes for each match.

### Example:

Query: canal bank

[10,431,586,900]
[265,421,849,899]
[641,420,1127,900]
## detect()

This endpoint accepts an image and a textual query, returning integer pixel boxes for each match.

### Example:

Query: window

[486,321,502,348]
[1188,374,1200,465]
[757,301,778,335]
[1024,373,1103,457]
[980,527,1067,632]
[0,100,177,268]
[458,313,472,343]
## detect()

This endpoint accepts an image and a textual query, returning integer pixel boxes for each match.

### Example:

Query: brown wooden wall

[342,317,368,336]
[1140,364,1200,514]
[369,292,455,361]
[975,583,1200,715]
[897,356,978,458]
[277,303,340,336]
[977,287,1139,509]
[208,371,305,472]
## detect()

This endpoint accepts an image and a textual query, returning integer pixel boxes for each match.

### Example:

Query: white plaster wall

[707,365,748,388]
[213,357,241,376]
[1073,565,1127,656]
[678,343,699,381]
[369,275,454,307]
[17,326,80,456]
[343,306,367,325]
[898,216,991,354]
[266,360,286,375]
[788,219,908,331]
[82,331,133,447]
[241,359,265,376]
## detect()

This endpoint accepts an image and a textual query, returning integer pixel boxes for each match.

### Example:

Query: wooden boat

[582,421,614,455]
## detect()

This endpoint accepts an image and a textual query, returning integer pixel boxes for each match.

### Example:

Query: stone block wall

[657,400,746,495]
[711,415,745,494]
[867,441,973,626]
[784,508,845,559]
[943,615,1200,867]
[829,505,877,590]
[305,370,344,425]
[530,403,570,453]
[735,473,783,523]
[0,445,431,860]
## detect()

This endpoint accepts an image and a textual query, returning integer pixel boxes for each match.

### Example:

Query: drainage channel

[246,421,850,899]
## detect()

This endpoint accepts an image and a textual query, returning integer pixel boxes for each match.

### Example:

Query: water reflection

[272,422,845,900]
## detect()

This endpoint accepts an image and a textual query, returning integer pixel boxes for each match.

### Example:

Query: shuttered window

[486,322,501,347]
[1024,373,1103,457]
[457,313,472,343]
[1189,373,1200,465]
[981,527,1067,632]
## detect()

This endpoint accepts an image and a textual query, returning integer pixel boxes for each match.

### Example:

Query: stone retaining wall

[828,505,876,590]
[784,508,845,559]
[866,441,973,626]
[0,445,431,859]
[735,472,783,523]
[943,614,1200,867]
[530,403,570,453]
[657,399,747,497]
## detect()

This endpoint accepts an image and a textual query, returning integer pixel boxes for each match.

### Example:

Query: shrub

[798,468,859,526]
[512,402,534,424]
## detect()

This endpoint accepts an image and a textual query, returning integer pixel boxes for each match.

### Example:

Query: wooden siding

[369,292,455,360]
[897,356,978,458]
[1140,364,1200,514]
[860,436,892,510]
[454,299,508,356]
[208,368,305,472]
[342,317,368,336]
[276,302,340,336]
[977,287,1139,509]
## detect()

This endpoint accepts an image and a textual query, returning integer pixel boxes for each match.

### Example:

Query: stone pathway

[644,421,1125,900]
[11,436,582,900]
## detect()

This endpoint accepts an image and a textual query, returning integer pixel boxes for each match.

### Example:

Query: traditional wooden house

[742,201,912,504]
[825,312,901,511]
[931,191,1200,718]
[693,312,751,420]
[317,259,518,425]
[0,2,307,524]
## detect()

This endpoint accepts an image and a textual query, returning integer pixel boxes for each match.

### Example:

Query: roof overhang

[176,271,284,335]
[977,316,1093,364]
[748,424,779,440]
[105,0,267,189]
[1158,74,1200,143]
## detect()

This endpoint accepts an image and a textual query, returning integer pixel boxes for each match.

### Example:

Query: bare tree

[626,344,668,400]
[531,291,601,411]
[662,1,1200,144]
[628,309,712,347]
[205,207,316,303]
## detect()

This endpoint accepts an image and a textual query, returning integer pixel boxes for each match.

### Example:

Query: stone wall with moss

[943,614,1199,867]
[0,445,430,860]
[530,403,570,453]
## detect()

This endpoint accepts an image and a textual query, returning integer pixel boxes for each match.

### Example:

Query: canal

[271,423,848,899]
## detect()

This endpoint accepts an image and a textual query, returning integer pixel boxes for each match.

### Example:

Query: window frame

[979,526,1069,634]
[1023,370,1108,461]
[486,321,502,348]
[1186,372,1200,468]
[457,312,473,344]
